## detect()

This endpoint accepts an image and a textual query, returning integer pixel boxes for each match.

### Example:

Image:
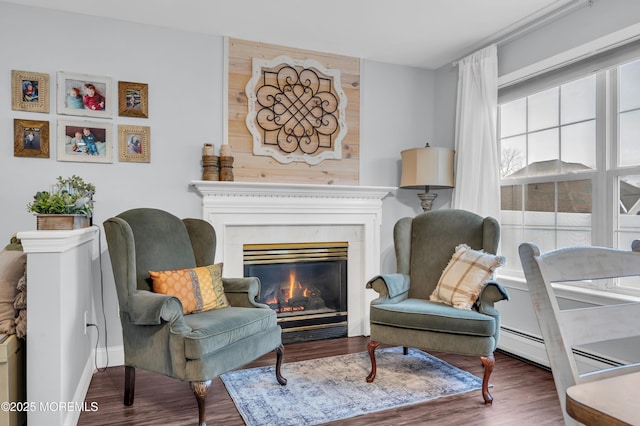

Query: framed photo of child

[118,125,150,163]
[57,72,112,118]
[118,81,148,118]
[57,119,113,163]
[14,119,49,158]
[12,70,50,113]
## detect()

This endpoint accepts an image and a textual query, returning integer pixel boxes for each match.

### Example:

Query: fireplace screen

[243,242,348,342]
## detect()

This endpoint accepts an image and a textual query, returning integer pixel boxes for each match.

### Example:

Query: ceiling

[4,0,577,69]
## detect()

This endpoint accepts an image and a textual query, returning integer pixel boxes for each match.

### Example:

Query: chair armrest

[126,290,191,333]
[222,277,269,308]
[476,280,510,316]
[366,274,410,305]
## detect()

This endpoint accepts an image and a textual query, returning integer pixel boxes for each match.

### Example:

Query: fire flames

[265,269,309,312]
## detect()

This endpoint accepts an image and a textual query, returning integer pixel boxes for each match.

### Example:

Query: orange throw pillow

[149,263,229,314]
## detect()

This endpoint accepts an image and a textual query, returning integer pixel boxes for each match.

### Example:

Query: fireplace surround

[190,181,394,337]
[244,241,348,342]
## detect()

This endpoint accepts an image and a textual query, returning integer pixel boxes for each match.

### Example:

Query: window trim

[497,273,640,305]
[498,23,640,89]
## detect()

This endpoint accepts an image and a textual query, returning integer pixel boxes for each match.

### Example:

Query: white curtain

[451,44,501,220]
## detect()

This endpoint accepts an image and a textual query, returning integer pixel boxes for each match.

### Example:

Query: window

[499,55,640,294]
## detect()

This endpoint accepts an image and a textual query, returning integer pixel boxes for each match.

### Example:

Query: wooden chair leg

[275,344,287,385]
[480,355,495,404]
[124,365,135,406]
[366,340,380,383]
[191,380,212,426]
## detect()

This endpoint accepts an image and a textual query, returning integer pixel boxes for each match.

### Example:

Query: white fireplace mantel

[190,181,395,336]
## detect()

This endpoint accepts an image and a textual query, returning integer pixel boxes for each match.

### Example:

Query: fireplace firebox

[243,242,348,343]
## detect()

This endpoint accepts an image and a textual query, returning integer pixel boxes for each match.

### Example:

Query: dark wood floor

[78,336,564,425]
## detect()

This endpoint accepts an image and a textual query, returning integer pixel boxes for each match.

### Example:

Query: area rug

[220,346,483,425]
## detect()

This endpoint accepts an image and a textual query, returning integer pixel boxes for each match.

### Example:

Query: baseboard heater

[498,326,625,371]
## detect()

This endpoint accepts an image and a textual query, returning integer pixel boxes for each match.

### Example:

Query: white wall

[360,60,446,273]
[0,2,437,362]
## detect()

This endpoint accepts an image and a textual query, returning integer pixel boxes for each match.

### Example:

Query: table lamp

[400,144,455,212]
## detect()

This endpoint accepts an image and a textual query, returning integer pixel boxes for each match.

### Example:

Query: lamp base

[417,192,437,212]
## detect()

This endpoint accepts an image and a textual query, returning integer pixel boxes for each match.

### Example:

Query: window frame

[498,57,640,295]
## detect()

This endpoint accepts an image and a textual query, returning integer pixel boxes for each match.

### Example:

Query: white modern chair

[519,241,640,425]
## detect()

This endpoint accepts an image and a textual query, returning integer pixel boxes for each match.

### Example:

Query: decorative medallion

[246,55,347,165]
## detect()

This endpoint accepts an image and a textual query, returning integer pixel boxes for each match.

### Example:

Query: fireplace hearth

[244,242,348,343]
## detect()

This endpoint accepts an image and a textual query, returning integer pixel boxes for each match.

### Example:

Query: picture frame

[14,119,49,158]
[57,119,113,163]
[118,125,150,163]
[12,70,50,113]
[118,81,148,118]
[57,72,112,118]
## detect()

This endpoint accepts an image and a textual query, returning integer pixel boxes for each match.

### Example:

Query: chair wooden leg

[480,355,495,404]
[124,365,135,406]
[275,344,287,385]
[366,340,380,383]
[191,380,212,426]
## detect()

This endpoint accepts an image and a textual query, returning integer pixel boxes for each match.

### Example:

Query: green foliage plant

[27,175,96,217]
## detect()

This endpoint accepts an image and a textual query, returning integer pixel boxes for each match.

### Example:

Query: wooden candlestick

[202,155,219,181]
[219,156,234,181]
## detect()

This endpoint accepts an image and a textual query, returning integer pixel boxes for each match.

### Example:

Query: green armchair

[103,208,286,426]
[366,209,509,404]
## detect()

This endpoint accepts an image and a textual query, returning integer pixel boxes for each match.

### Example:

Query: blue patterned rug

[220,346,483,425]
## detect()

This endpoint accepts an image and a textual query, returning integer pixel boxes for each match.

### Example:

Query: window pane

[525,182,555,212]
[619,110,640,167]
[619,59,640,112]
[619,175,640,215]
[523,227,556,254]
[617,276,640,291]
[561,75,596,124]
[501,185,522,211]
[528,87,558,131]
[617,175,640,289]
[498,212,523,275]
[557,227,591,248]
[500,99,526,137]
[561,121,596,170]
[528,129,559,175]
[557,181,592,249]
[500,135,526,178]
[557,179,592,213]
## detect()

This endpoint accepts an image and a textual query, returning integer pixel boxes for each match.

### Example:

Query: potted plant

[27,175,96,230]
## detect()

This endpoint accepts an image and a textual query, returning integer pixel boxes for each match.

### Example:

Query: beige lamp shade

[400,147,455,189]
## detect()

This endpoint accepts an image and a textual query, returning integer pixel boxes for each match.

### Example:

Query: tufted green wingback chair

[366,209,509,404]
[103,208,286,426]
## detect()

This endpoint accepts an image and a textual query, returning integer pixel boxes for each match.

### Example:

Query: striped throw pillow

[149,263,229,314]
[430,244,505,310]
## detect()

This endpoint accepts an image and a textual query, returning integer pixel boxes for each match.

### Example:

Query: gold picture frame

[118,125,150,163]
[12,70,50,113]
[118,81,148,118]
[14,119,49,158]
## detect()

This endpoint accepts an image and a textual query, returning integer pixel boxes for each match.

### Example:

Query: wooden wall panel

[228,38,360,185]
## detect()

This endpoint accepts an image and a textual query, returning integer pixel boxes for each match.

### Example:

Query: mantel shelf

[190,180,396,200]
